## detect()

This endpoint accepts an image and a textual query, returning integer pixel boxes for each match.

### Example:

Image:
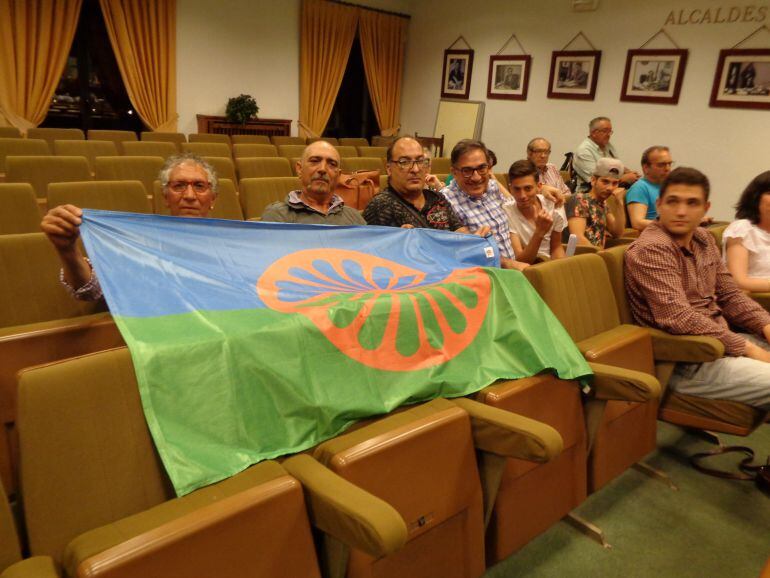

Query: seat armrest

[450,398,563,462]
[750,292,770,312]
[0,556,60,578]
[588,362,661,402]
[645,328,724,362]
[282,454,407,558]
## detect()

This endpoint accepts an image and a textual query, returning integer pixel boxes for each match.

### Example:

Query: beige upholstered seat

[307,137,339,145]
[239,176,300,219]
[140,131,186,150]
[231,134,270,145]
[336,146,359,158]
[341,157,385,173]
[86,129,138,145]
[94,156,165,195]
[0,138,50,175]
[181,142,232,158]
[48,180,151,214]
[277,144,307,159]
[27,127,84,148]
[236,157,293,179]
[271,136,306,146]
[153,178,243,220]
[356,146,387,159]
[0,127,21,138]
[188,133,230,145]
[5,156,92,198]
[52,140,118,171]
[122,140,177,158]
[431,157,451,174]
[232,143,278,158]
[0,183,40,234]
[203,156,238,190]
[340,138,369,147]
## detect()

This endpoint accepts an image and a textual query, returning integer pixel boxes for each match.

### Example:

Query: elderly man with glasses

[41,153,220,301]
[526,137,571,200]
[573,116,639,190]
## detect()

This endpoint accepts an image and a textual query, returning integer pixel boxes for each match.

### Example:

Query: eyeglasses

[455,164,489,178]
[593,128,613,135]
[651,161,675,168]
[529,148,551,155]
[167,180,211,194]
[391,158,431,171]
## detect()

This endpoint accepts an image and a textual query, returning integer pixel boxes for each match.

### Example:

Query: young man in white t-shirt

[504,159,566,263]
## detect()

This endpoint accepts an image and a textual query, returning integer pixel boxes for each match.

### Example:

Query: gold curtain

[299,0,359,138]
[359,10,407,135]
[99,0,177,131]
[0,0,82,130]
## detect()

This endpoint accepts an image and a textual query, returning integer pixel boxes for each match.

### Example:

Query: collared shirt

[537,163,571,196]
[625,221,770,356]
[441,178,515,259]
[362,187,463,231]
[573,137,619,187]
[565,191,607,248]
[625,177,660,220]
[261,190,366,225]
[59,258,103,301]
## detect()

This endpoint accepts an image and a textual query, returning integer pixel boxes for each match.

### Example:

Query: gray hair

[589,116,611,131]
[526,137,550,152]
[159,153,218,196]
[641,145,670,166]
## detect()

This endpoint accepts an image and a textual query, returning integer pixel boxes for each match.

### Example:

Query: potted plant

[225,94,259,124]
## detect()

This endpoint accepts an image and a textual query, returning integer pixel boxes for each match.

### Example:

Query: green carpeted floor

[486,422,770,578]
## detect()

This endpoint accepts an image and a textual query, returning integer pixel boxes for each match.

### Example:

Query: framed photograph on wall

[441,49,474,99]
[620,49,688,104]
[710,48,770,110]
[547,50,601,100]
[487,55,531,100]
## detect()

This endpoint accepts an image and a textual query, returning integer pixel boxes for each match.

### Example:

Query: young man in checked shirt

[625,167,770,409]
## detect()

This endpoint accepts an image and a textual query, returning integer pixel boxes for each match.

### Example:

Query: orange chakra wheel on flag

[256,249,491,371]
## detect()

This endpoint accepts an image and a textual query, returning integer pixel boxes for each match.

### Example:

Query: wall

[399,0,770,219]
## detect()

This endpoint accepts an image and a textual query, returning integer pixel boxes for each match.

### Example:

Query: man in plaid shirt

[625,167,770,409]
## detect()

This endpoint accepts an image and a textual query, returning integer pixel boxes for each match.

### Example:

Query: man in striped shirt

[625,167,770,409]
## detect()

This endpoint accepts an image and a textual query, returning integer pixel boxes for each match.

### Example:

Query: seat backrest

[236,157,292,179]
[371,136,396,148]
[86,130,138,144]
[0,233,105,328]
[0,474,21,571]
[153,178,242,220]
[140,131,186,148]
[5,156,92,198]
[18,348,173,562]
[307,137,339,145]
[340,138,369,147]
[188,133,230,145]
[0,183,40,234]
[27,127,84,147]
[277,144,307,159]
[203,156,238,190]
[53,140,118,170]
[232,143,278,158]
[336,146,358,158]
[271,136,306,146]
[48,180,151,213]
[181,142,231,158]
[0,127,21,138]
[239,176,300,219]
[341,157,385,173]
[0,138,49,173]
[708,224,727,252]
[598,245,635,325]
[523,253,621,343]
[94,156,164,195]
[231,134,270,145]
[356,146,387,159]
[122,140,177,158]
[430,157,451,174]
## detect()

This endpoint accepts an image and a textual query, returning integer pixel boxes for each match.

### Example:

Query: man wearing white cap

[565,157,627,248]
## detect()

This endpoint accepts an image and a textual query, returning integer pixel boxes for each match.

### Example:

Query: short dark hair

[450,139,488,166]
[735,171,770,224]
[640,145,669,166]
[660,167,710,201]
[508,159,538,183]
[386,136,422,163]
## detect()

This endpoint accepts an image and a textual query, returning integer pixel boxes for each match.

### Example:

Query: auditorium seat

[599,246,769,439]
[0,233,123,498]
[94,156,165,195]
[0,183,40,234]
[277,144,307,159]
[202,156,238,190]
[340,138,369,147]
[153,178,243,220]
[237,157,293,179]
[371,136,396,148]
[122,140,177,159]
[307,137,339,145]
[5,156,92,199]
[53,140,118,172]
[0,127,21,138]
[27,127,84,148]
[707,224,727,251]
[336,146,359,158]
[232,143,279,158]
[272,136,306,146]
[188,133,231,145]
[140,131,186,150]
[231,134,271,145]
[239,177,300,219]
[16,348,406,578]
[429,157,451,174]
[341,157,385,173]
[0,138,50,177]
[524,254,662,492]
[181,142,232,159]
[356,146,387,159]
[48,180,151,214]
[86,129,138,145]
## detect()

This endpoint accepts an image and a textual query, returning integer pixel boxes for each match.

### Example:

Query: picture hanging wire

[447,35,472,50]
[560,31,597,51]
[639,28,681,49]
[731,24,770,49]
[495,33,528,55]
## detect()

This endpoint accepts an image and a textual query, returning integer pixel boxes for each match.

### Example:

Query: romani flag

[80,210,591,495]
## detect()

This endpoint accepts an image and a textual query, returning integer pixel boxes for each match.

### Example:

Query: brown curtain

[0,0,82,130]
[299,0,359,138]
[99,0,177,131]
[359,10,407,135]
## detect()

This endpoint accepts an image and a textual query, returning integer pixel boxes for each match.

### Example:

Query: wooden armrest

[0,557,60,578]
[646,328,724,362]
[587,362,661,402]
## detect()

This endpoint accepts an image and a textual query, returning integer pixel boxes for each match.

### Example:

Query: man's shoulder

[627,224,678,260]
[575,137,595,154]
[260,196,293,220]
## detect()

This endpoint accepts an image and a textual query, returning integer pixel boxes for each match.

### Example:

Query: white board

[433,99,485,156]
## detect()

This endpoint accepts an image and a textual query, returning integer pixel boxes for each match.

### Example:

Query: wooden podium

[196,114,291,137]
